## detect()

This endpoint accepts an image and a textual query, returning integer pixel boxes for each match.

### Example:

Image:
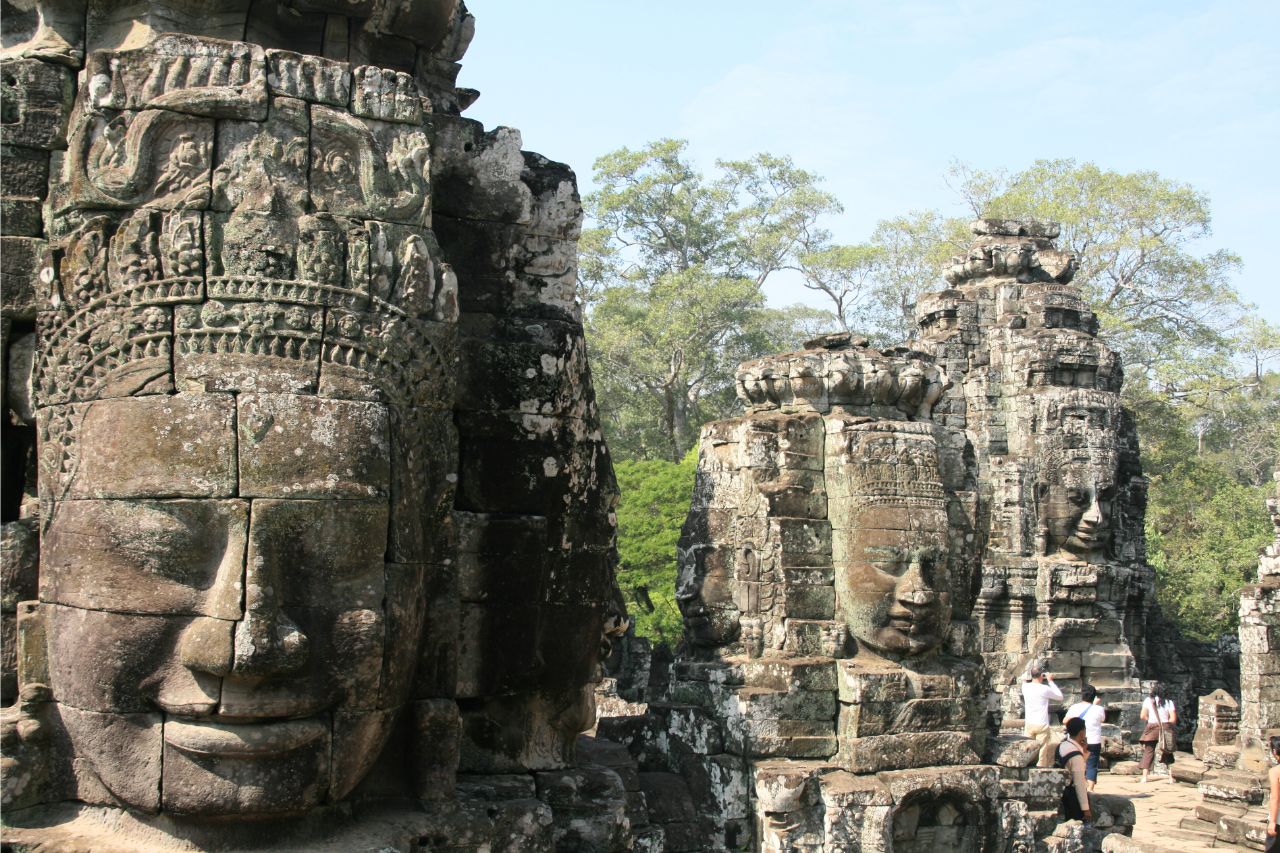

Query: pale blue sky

[460,1,1279,324]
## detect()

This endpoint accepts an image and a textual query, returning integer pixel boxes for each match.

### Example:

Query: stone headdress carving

[832,419,947,509]
[36,34,459,413]
[735,334,948,420]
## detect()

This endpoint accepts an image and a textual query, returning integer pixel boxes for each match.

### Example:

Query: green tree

[863,211,971,342]
[1147,460,1274,640]
[613,451,698,644]
[583,140,844,461]
[1140,369,1280,638]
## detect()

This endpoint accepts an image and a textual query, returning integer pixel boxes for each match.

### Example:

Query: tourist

[1022,664,1064,767]
[1056,717,1094,824]
[1138,682,1178,784]
[1065,684,1106,791]
[1266,736,1280,850]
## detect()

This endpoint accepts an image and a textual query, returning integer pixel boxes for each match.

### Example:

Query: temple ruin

[0,3,1268,852]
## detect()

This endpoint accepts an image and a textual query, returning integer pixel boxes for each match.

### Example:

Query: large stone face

[913,221,1159,735]
[0,3,624,850]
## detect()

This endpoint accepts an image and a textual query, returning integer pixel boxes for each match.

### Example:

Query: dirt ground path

[1099,772,1263,852]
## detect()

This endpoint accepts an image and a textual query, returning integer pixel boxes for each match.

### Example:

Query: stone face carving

[29,34,456,809]
[599,221,1157,850]
[912,221,1159,738]
[2,2,625,849]
[828,419,952,656]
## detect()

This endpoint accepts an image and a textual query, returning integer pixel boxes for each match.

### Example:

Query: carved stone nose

[899,558,937,606]
[232,607,309,678]
[900,587,936,606]
[1081,494,1104,525]
[230,557,309,678]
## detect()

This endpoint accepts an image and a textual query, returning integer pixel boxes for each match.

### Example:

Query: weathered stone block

[455,603,540,698]
[265,49,351,106]
[50,395,236,499]
[781,582,836,620]
[56,704,162,812]
[737,686,836,722]
[40,499,247,618]
[0,236,46,320]
[991,734,1042,767]
[837,663,910,704]
[1,197,41,236]
[409,699,461,801]
[740,721,838,759]
[237,394,391,499]
[663,704,725,755]
[0,59,73,149]
[161,717,329,815]
[839,731,979,773]
[740,657,838,692]
[44,604,221,713]
[1199,771,1265,804]
[429,117,534,225]
[1,518,39,610]
[246,498,388,609]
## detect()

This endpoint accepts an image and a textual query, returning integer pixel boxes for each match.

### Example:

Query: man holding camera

[1022,664,1064,768]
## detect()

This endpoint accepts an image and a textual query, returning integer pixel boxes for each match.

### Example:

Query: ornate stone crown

[943,219,1077,286]
[735,334,948,420]
[35,33,458,412]
[833,420,947,507]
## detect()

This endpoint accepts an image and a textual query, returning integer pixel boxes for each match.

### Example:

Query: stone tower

[914,220,1154,732]
[596,221,1149,850]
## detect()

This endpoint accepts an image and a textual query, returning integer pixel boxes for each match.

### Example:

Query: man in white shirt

[1022,664,1063,767]
[1064,684,1106,791]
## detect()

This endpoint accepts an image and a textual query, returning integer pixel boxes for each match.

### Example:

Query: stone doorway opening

[891,790,987,852]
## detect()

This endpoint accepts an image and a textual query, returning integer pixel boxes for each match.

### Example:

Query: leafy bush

[613,450,697,645]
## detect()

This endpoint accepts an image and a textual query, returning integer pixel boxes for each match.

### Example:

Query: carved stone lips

[886,609,915,630]
[164,716,327,758]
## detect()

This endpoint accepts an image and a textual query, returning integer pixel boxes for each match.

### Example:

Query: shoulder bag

[1157,702,1176,763]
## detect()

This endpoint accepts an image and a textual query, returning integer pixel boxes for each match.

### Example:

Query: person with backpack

[1138,682,1177,784]
[1057,716,1093,824]
[1064,684,1106,792]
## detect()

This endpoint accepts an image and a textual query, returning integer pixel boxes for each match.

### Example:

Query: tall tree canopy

[582,140,835,461]
[612,453,698,644]
[964,160,1252,400]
